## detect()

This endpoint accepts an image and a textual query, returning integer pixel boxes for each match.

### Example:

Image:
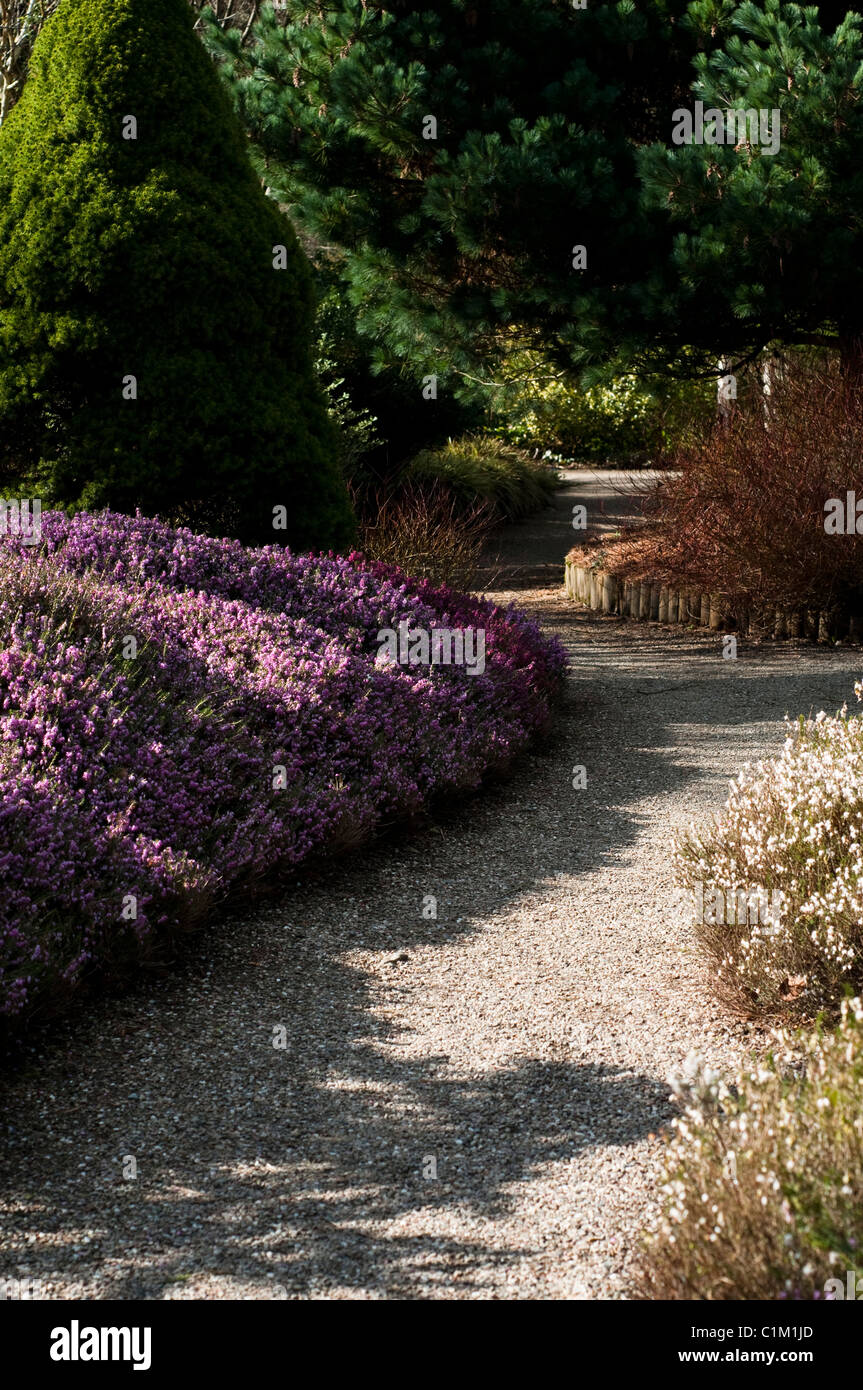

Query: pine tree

[0,0,355,551]
[636,0,863,378]
[205,0,696,393]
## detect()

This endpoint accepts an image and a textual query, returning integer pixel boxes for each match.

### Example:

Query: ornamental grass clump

[0,510,566,1033]
[676,688,863,1022]
[355,480,494,592]
[640,998,863,1301]
[405,437,558,522]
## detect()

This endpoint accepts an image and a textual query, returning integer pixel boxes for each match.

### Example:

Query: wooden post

[658,585,669,623]
[668,589,679,624]
[638,582,651,621]
[602,573,618,613]
[700,594,710,628]
[717,356,737,427]
[649,582,661,621]
[709,595,723,630]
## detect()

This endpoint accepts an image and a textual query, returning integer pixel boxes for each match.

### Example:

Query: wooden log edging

[563,558,858,643]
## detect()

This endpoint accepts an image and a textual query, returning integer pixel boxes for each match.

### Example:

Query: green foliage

[488,352,714,461]
[314,344,382,484]
[205,0,863,386]
[637,0,863,368]
[205,0,696,385]
[312,274,481,486]
[404,436,558,522]
[0,0,355,551]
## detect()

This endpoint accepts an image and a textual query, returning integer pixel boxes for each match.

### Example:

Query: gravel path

[2,486,862,1300]
[477,465,664,589]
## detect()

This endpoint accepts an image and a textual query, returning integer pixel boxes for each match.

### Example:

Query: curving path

[1,473,861,1300]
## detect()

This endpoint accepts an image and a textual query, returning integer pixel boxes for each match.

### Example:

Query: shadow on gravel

[1,608,860,1298]
[1,987,669,1299]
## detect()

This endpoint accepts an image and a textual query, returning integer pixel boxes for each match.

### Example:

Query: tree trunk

[717,356,736,427]
[761,349,785,425]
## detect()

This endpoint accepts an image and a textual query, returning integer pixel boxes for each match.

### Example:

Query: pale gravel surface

[2,482,862,1300]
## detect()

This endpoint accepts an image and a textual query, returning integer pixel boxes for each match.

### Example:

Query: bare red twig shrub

[353,480,495,592]
[578,359,863,622]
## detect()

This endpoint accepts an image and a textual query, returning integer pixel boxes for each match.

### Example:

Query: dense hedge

[0,0,354,550]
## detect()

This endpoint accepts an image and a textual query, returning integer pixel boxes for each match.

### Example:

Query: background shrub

[404,436,559,522]
[0,0,354,551]
[487,350,714,463]
[350,436,557,593]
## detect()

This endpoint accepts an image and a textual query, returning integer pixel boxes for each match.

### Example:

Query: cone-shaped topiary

[0,0,355,551]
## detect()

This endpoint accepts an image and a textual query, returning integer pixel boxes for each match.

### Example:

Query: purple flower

[0,510,566,1028]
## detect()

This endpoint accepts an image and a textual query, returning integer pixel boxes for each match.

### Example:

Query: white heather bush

[676,687,863,1021]
[640,999,863,1301]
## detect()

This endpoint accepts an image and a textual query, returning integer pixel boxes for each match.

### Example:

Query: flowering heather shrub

[0,511,566,1030]
[640,999,863,1301]
[676,687,863,1022]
